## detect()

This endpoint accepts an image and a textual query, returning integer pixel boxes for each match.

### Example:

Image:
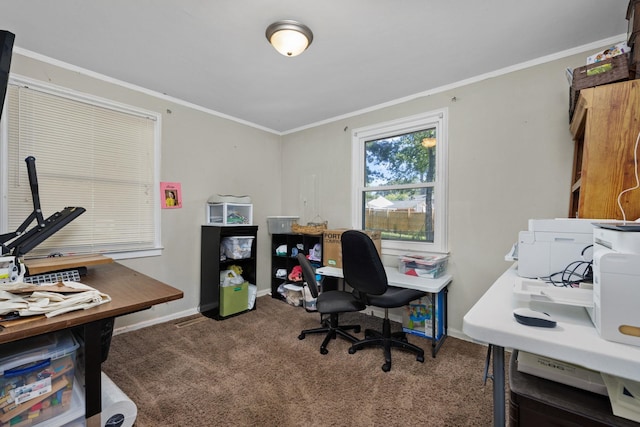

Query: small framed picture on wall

[161,182,182,209]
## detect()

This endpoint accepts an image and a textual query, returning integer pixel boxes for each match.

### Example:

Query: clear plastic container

[266,216,299,234]
[0,331,79,427]
[220,236,254,259]
[398,254,448,278]
[206,203,253,225]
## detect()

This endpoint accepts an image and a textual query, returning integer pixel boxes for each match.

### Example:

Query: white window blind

[3,80,160,258]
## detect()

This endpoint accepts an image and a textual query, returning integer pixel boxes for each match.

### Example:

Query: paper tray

[540,287,593,307]
[513,277,593,308]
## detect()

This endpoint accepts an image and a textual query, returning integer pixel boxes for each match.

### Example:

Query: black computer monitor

[0,30,15,119]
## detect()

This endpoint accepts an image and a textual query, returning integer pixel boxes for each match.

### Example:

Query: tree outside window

[364,128,436,242]
[352,110,448,253]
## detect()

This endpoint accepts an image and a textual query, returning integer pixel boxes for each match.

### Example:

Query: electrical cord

[616,129,640,222]
[544,261,592,287]
[541,244,594,287]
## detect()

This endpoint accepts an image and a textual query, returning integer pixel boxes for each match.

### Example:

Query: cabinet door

[570,81,640,220]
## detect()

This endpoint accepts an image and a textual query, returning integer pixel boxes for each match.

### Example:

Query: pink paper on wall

[161,182,182,209]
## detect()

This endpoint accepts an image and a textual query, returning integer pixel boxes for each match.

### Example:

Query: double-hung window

[1,76,161,259]
[351,109,448,254]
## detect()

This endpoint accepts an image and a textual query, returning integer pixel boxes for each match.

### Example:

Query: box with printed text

[402,292,444,340]
[322,229,381,268]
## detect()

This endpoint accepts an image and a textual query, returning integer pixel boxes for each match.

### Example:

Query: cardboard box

[517,351,607,396]
[322,229,381,268]
[402,292,444,340]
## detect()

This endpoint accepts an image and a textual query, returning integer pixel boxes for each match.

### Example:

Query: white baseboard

[113,291,475,345]
[113,307,199,336]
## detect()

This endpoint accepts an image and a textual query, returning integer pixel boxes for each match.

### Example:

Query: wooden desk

[317,265,452,357]
[463,266,640,426]
[0,262,184,427]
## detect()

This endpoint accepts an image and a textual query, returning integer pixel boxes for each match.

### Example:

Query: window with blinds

[1,78,161,258]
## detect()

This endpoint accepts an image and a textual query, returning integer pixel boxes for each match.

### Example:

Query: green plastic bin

[220,282,249,317]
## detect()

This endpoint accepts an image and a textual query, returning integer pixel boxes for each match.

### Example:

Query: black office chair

[297,253,366,355]
[341,230,428,372]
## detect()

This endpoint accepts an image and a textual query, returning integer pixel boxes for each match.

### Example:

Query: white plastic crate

[206,203,253,225]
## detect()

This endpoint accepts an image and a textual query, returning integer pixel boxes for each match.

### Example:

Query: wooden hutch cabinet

[569,80,640,220]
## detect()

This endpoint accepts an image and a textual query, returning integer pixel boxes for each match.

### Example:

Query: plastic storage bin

[220,236,254,259]
[0,331,79,427]
[206,203,253,225]
[398,254,448,278]
[266,216,299,234]
[220,282,249,317]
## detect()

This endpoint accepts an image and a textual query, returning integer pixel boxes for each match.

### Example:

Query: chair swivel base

[298,314,361,355]
[348,318,425,372]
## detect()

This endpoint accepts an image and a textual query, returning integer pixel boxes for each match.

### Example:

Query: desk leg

[430,288,449,358]
[492,345,506,427]
[84,321,103,427]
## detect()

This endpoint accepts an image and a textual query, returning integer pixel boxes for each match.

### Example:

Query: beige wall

[281,49,602,338]
[7,43,610,338]
[8,53,283,329]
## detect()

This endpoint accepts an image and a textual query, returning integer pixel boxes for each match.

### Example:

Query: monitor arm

[0,156,84,257]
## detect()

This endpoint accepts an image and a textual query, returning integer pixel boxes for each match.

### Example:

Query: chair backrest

[341,230,388,296]
[297,253,320,298]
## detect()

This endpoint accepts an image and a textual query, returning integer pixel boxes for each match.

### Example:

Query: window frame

[1,75,162,260]
[351,109,448,255]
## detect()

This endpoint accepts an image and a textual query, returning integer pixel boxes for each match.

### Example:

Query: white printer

[515,219,598,279]
[589,225,640,347]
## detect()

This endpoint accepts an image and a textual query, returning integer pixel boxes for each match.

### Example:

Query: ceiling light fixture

[265,20,313,57]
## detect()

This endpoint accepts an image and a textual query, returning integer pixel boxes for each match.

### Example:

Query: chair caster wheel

[320,347,328,355]
[382,363,391,372]
[348,347,356,354]
[298,333,305,340]
[417,355,425,363]
[354,326,361,333]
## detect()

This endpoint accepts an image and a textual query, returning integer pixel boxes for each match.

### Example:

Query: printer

[589,226,640,347]
[514,219,598,279]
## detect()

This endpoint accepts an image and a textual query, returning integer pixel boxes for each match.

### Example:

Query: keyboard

[23,267,86,284]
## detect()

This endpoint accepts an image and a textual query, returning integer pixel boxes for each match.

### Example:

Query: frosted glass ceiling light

[266,20,313,57]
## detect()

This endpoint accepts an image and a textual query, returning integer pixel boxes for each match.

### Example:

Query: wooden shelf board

[24,254,113,275]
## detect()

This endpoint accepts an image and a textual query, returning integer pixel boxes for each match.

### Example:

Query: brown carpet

[102,295,503,426]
